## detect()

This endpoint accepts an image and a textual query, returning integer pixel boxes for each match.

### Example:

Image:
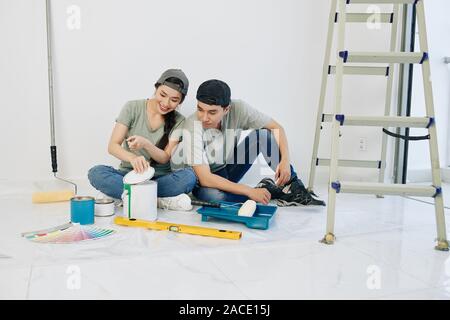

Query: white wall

[1,0,437,187]
[407,0,450,182]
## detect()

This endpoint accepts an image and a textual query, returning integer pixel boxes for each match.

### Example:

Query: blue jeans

[193,129,302,203]
[88,166,197,199]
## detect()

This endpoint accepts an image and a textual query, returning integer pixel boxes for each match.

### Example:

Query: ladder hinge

[386,66,390,77]
[335,114,345,125]
[316,158,320,166]
[420,52,429,64]
[433,186,442,198]
[339,51,349,63]
[378,161,382,169]
[427,117,435,129]
[331,181,341,193]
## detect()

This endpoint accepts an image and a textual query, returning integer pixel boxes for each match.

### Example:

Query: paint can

[121,181,157,221]
[70,196,95,225]
[95,198,115,217]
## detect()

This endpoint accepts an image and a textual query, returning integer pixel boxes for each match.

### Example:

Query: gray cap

[155,69,189,96]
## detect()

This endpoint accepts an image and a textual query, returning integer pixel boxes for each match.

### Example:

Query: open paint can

[120,167,158,221]
[122,181,157,221]
[95,198,115,217]
[71,196,95,225]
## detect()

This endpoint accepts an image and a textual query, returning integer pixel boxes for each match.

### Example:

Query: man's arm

[193,165,271,204]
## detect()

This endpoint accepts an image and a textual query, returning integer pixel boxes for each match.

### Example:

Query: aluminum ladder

[308,0,448,251]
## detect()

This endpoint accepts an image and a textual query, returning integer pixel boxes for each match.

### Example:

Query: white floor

[1,179,450,300]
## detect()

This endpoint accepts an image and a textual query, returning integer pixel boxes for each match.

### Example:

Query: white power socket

[359,138,367,151]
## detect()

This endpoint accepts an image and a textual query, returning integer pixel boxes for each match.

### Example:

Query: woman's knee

[87,165,104,186]
[173,168,198,193]
[88,165,116,188]
[185,168,198,192]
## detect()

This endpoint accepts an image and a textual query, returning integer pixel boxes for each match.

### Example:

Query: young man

[180,79,325,206]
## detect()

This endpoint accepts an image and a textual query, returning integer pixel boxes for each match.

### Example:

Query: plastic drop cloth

[0,179,326,270]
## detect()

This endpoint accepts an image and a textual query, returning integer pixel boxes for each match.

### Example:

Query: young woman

[88,69,197,210]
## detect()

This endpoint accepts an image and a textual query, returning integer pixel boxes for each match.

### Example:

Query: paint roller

[190,200,222,208]
[190,199,257,217]
[32,0,77,204]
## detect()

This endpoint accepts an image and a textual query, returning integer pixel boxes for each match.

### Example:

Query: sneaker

[277,178,326,207]
[157,193,193,211]
[255,178,285,199]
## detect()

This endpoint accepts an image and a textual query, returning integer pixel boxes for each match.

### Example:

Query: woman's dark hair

[151,77,185,165]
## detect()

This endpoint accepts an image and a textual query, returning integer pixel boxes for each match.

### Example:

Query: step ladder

[308,0,448,251]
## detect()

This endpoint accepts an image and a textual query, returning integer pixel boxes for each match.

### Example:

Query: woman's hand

[127,135,151,151]
[130,155,149,173]
[275,160,291,186]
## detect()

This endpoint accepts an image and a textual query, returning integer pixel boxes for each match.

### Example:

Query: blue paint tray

[196,201,277,230]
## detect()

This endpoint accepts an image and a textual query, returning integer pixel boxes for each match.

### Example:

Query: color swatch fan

[22,223,115,244]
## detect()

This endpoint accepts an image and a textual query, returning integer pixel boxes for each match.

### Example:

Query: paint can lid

[95,198,115,204]
[71,196,95,202]
[123,166,155,185]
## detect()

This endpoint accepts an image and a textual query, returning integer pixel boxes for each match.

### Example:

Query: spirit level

[114,216,242,240]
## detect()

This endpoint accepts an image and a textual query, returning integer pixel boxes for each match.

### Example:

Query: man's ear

[223,105,231,115]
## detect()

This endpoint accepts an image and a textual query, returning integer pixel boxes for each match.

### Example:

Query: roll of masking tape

[95,198,115,217]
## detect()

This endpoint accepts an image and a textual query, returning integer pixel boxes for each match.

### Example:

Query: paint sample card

[24,224,115,244]
[21,222,73,238]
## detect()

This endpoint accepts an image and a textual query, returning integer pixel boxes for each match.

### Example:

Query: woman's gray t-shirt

[116,99,184,176]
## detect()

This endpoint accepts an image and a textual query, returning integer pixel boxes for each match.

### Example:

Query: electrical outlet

[359,138,367,151]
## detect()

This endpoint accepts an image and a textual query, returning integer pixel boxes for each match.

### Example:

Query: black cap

[196,79,231,107]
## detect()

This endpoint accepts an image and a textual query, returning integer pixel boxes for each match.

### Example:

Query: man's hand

[127,135,151,151]
[248,188,271,205]
[130,155,149,173]
[275,160,291,186]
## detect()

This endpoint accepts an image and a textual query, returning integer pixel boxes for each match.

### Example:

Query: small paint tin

[71,196,95,225]
[95,198,115,217]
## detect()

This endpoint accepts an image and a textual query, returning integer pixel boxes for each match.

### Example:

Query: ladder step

[317,159,381,168]
[339,51,428,64]
[331,181,441,197]
[322,114,434,128]
[335,13,394,24]
[346,0,417,4]
[328,65,390,76]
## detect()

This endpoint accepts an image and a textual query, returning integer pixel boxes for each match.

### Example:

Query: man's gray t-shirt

[116,99,184,176]
[179,99,272,173]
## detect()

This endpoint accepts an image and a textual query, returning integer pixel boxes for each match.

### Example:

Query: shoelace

[297,189,314,202]
[275,194,312,206]
[163,197,191,211]
[159,198,175,211]
[297,194,313,205]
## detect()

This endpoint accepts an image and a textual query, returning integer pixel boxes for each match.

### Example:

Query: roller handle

[51,146,57,173]
[191,200,221,208]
